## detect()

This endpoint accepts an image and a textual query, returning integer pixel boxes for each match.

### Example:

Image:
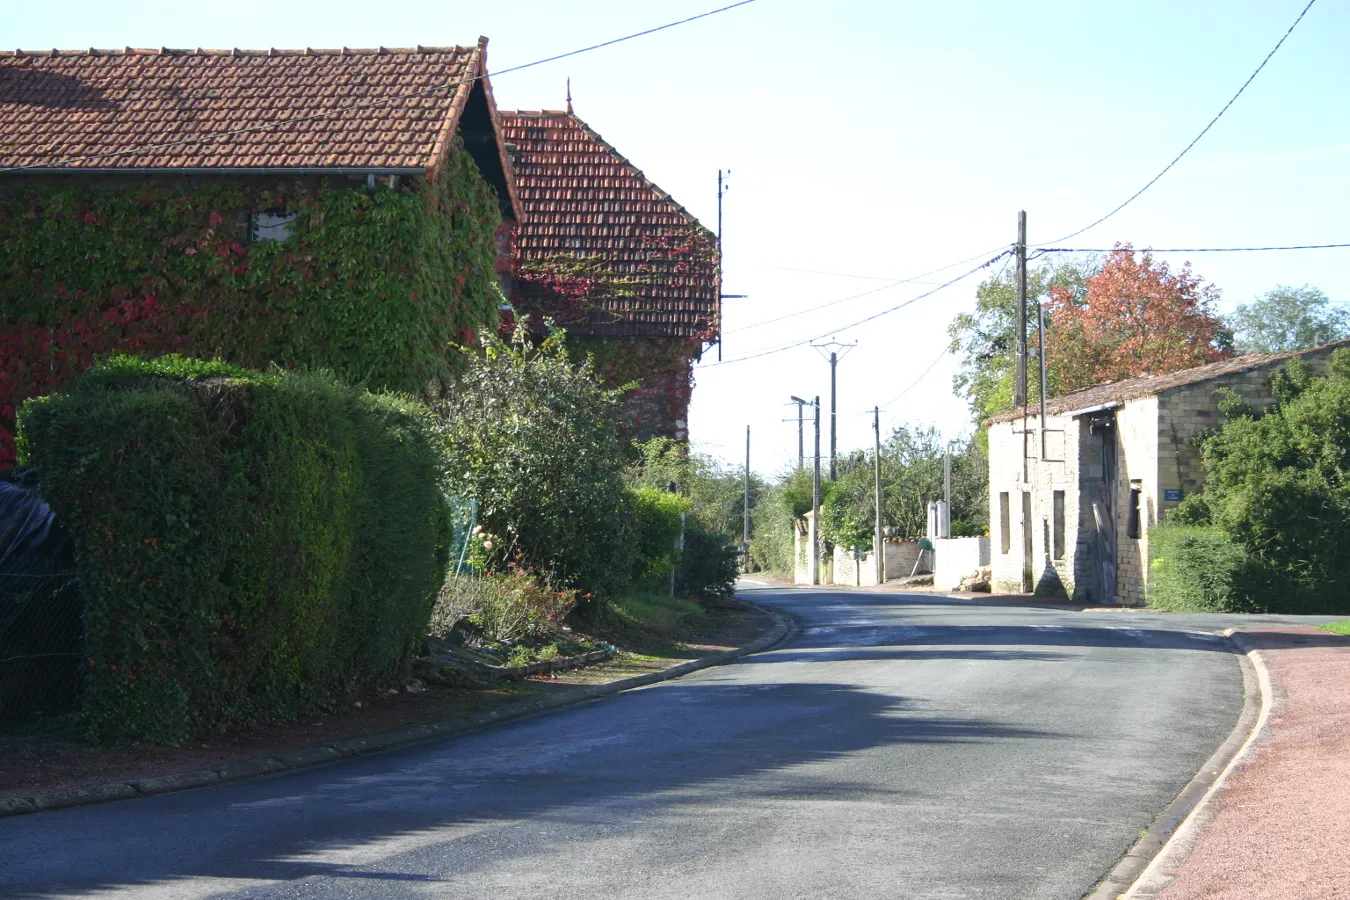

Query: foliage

[428,575,493,638]
[1046,245,1231,391]
[470,567,578,643]
[677,520,741,600]
[1227,284,1348,354]
[1319,621,1350,636]
[1151,350,1350,614]
[0,139,502,468]
[629,486,691,586]
[1146,524,1253,612]
[748,467,813,574]
[16,355,449,743]
[629,437,761,543]
[948,255,1099,423]
[435,326,633,605]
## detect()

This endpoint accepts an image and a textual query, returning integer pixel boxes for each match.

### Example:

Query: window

[1052,490,1065,559]
[1127,483,1143,540]
[250,210,296,243]
[999,492,1011,554]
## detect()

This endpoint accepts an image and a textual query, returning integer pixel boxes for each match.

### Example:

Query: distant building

[498,108,719,442]
[985,341,1350,605]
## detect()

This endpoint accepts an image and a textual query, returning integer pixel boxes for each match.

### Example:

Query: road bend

[2,586,1273,899]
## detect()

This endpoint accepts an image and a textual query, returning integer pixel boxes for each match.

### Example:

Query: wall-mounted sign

[1163,489,1184,502]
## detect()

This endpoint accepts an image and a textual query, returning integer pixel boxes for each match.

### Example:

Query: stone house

[985,341,1350,605]
[497,106,719,442]
[0,42,522,467]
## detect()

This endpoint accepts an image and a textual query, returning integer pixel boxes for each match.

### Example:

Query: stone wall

[1113,396,1158,607]
[831,540,925,586]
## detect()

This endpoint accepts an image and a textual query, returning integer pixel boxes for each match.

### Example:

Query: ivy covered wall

[0,137,502,467]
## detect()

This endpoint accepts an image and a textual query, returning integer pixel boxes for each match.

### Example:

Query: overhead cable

[1037,0,1319,246]
[1031,242,1350,257]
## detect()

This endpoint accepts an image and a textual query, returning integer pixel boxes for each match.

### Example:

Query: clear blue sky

[9,0,1349,474]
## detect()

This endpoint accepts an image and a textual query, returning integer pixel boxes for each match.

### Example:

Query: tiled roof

[987,338,1350,424]
[499,110,717,339]
[0,44,489,173]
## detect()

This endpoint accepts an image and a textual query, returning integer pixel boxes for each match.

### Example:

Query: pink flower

[483,540,493,550]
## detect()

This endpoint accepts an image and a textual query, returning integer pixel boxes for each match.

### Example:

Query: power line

[757,263,944,284]
[0,0,761,174]
[1037,0,1319,246]
[876,346,949,413]
[725,243,1010,335]
[698,249,1010,369]
[1032,242,1350,257]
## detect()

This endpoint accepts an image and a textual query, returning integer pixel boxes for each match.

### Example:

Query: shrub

[470,568,577,643]
[628,486,690,588]
[435,326,634,605]
[678,521,740,601]
[1147,524,1254,613]
[17,355,449,743]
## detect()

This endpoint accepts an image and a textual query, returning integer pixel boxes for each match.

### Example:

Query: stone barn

[985,340,1350,605]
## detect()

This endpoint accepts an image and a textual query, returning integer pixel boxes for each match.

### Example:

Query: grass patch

[1318,620,1350,636]
[607,593,707,637]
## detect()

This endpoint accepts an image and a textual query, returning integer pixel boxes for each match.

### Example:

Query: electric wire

[0,0,761,174]
[876,346,949,413]
[1031,242,1350,257]
[725,243,1011,335]
[699,249,1011,369]
[1036,0,1319,246]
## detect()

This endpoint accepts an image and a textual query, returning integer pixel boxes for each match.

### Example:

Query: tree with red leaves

[1046,244,1232,391]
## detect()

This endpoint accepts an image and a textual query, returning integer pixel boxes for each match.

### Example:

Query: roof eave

[474,40,524,223]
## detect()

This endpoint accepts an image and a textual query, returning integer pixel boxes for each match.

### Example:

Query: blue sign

[1163,489,1184,502]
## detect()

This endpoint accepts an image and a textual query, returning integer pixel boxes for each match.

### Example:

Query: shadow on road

[0,679,1061,897]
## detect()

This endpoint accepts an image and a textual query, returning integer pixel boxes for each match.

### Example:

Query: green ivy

[0,138,502,465]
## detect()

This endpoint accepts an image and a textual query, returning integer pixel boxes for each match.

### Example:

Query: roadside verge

[0,600,793,820]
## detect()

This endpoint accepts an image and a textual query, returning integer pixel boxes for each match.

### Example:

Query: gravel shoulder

[1146,626,1350,899]
[0,599,778,803]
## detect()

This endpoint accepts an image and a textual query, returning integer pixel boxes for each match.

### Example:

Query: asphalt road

[6,586,1325,900]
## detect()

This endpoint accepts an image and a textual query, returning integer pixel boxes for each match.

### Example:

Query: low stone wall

[831,540,926,586]
[934,537,992,591]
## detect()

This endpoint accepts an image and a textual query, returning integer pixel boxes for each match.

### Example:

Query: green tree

[628,438,762,545]
[948,256,1099,424]
[1227,285,1347,354]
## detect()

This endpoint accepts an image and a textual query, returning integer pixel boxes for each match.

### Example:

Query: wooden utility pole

[742,425,751,565]
[812,396,821,585]
[1015,210,1028,408]
[1038,301,1050,460]
[789,396,808,469]
[873,406,884,585]
[811,339,856,480]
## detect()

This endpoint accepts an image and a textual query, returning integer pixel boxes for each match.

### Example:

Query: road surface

[4,586,1305,899]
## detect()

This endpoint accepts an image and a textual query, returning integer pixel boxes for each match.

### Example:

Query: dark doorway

[1021,491,1034,592]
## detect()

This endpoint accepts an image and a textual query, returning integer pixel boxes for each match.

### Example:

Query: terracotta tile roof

[987,338,1350,424]
[499,110,717,339]
[0,44,491,173]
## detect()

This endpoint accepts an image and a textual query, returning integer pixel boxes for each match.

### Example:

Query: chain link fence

[1,473,84,726]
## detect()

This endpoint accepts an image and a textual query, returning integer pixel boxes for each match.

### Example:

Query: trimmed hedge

[17,356,450,743]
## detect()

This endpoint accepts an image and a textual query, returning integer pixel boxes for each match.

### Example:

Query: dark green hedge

[17,355,450,743]
[1147,524,1254,613]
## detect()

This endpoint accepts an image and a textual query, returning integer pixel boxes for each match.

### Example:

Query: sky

[8,0,1349,475]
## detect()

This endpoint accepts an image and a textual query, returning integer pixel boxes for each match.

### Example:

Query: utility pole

[1015,210,1028,409]
[742,425,751,567]
[873,406,884,586]
[788,396,808,469]
[1038,301,1050,460]
[811,339,857,480]
[812,397,822,585]
[944,441,953,519]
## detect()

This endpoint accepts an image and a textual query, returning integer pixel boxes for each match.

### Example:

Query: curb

[0,601,794,821]
[1084,630,1271,900]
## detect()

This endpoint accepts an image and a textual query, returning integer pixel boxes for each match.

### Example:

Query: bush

[470,568,577,643]
[17,355,450,743]
[435,327,634,606]
[628,486,689,588]
[1147,524,1255,613]
[678,521,740,600]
